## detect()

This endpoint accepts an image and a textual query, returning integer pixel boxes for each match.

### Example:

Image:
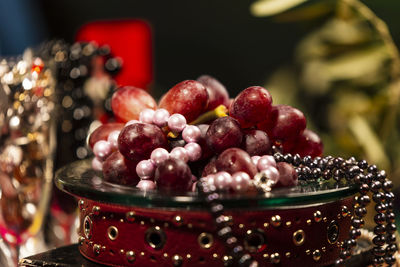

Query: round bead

[214,172,232,191]
[374,213,386,225]
[107,130,120,149]
[136,160,155,179]
[136,180,156,191]
[169,147,189,163]
[373,246,386,257]
[259,166,280,183]
[93,140,112,160]
[372,235,386,246]
[257,155,276,170]
[153,108,170,127]
[374,225,386,235]
[251,156,260,166]
[150,148,169,166]
[231,172,251,192]
[182,125,201,143]
[184,143,202,161]
[139,108,155,124]
[92,157,103,171]
[168,114,187,132]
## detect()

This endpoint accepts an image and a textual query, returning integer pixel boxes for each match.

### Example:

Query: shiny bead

[139,108,155,124]
[357,160,368,169]
[184,143,201,162]
[213,172,232,191]
[150,148,169,166]
[376,170,386,181]
[385,192,395,201]
[348,166,361,178]
[168,114,186,132]
[372,235,386,246]
[107,130,120,149]
[374,225,386,235]
[182,125,201,143]
[367,164,378,173]
[170,147,189,163]
[258,167,280,183]
[293,154,301,166]
[93,140,112,160]
[386,234,396,244]
[257,155,277,170]
[385,255,396,265]
[351,218,364,228]
[91,157,103,171]
[373,256,384,266]
[153,109,170,127]
[231,172,251,192]
[374,204,386,214]
[349,229,361,239]
[386,212,395,223]
[372,193,384,203]
[373,246,386,257]
[136,160,155,179]
[386,244,398,254]
[370,181,382,193]
[251,156,260,166]
[339,250,350,260]
[334,258,344,266]
[386,223,397,234]
[355,207,367,217]
[322,169,331,180]
[358,195,370,206]
[374,213,386,225]
[136,180,156,191]
[382,180,393,192]
[359,184,369,195]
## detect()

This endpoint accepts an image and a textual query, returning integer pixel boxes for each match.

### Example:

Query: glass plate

[55,159,358,210]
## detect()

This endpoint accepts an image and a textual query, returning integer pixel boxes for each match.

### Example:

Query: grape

[103,151,140,186]
[290,129,323,157]
[229,86,272,128]
[158,80,209,123]
[206,116,243,154]
[155,159,192,193]
[242,129,271,156]
[118,123,167,162]
[215,148,257,178]
[197,124,213,159]
[89,123,124,149]
[275,162,298,187]
[260,105,306,141]
[201,158,218,177]
[111,86,157,122]
[197,75,230,110]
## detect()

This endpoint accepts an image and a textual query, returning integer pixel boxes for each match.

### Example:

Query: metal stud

[293,230,305,246]
[341,206,349,217]
[313,250,321,261]
[92,206,100,215]
[285,252,291,258]
[78,236,85,245]
[271,215,281,227]
[313,211,322,222]
[174,215,183,226]
[307,219,312,225]
[93,244,101,255]
[172,255,183,266]
[126,211,135,222]
[126,251,135,263]
[78,199,85,210]
[270,253,280,264]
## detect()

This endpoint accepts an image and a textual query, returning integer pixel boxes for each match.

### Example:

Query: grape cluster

[89,75,323,193]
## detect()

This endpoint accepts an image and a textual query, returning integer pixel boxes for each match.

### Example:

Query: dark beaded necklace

[198,153,397,267]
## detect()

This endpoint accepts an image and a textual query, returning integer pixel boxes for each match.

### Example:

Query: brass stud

[198,232,214,249]
[187,223,193,229]
[126,251,135,263]
[140,221,145,225]
[285,252,291,258]
[323,217,327,223]
[271,215,281,227]
[313,250,321,261]
[172,255,183,266]
[341,206,349,217]
[337,214,341,219]
[322,247,326,253]
[120,249,125,254]
[107,226,119,241]
[140,252,145,257]
[293,230,305,246]
[239,224,245,229]
[101,246,106,251]
[120,219,124,223]
[89,241,93,246]
[285,221,292,228]
[102,216,106,220]
[92,206,100,215]
[78,236,85,245]
[174,215,183,226]
[78,199,85,210]
[313,211,322,222]
[186,254,191,259]
[126,211,135,222]
[306,249,311,255]
[163,253,169,258]
[93,244,101,255]
[306,219,312,225]
[223,255,232,264]
[263,222,269,228]
[270,253,280,264]
[213,253,218,258]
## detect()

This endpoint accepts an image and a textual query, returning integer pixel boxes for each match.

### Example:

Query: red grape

[111,86,157,122]
[197,124,213,159]
[242,129,271,156]
[290,129,323,157]
[155,159,192,193]
[201,158,218,177]
[215,148,257,177]
[88,123,124,149]
[229,86,272,128]
[102,151,140,186]
[275,162,298,187]
[261,105,306,141]
[158,80,209,123]
[206,116,243,154]
[118,123,167,162]
[197,75,230,110]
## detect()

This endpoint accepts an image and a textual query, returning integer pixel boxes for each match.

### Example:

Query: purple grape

[197,75,230,110]
[242,129,271,156]
[155,159,192,193]
[206,116,243,154]
[215,148,257,178]
[275,162,298,187]
[118,123,167,162]
[103,151,140,186]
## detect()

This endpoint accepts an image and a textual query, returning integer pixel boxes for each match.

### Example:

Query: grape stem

[167,105,228,139]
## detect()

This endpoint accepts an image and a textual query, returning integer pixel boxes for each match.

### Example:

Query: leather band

[77,196,354,266]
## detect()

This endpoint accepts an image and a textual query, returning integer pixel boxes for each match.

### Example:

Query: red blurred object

[76,20,153,90]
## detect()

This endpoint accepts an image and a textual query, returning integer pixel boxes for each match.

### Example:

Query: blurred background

[0,0,400,263]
